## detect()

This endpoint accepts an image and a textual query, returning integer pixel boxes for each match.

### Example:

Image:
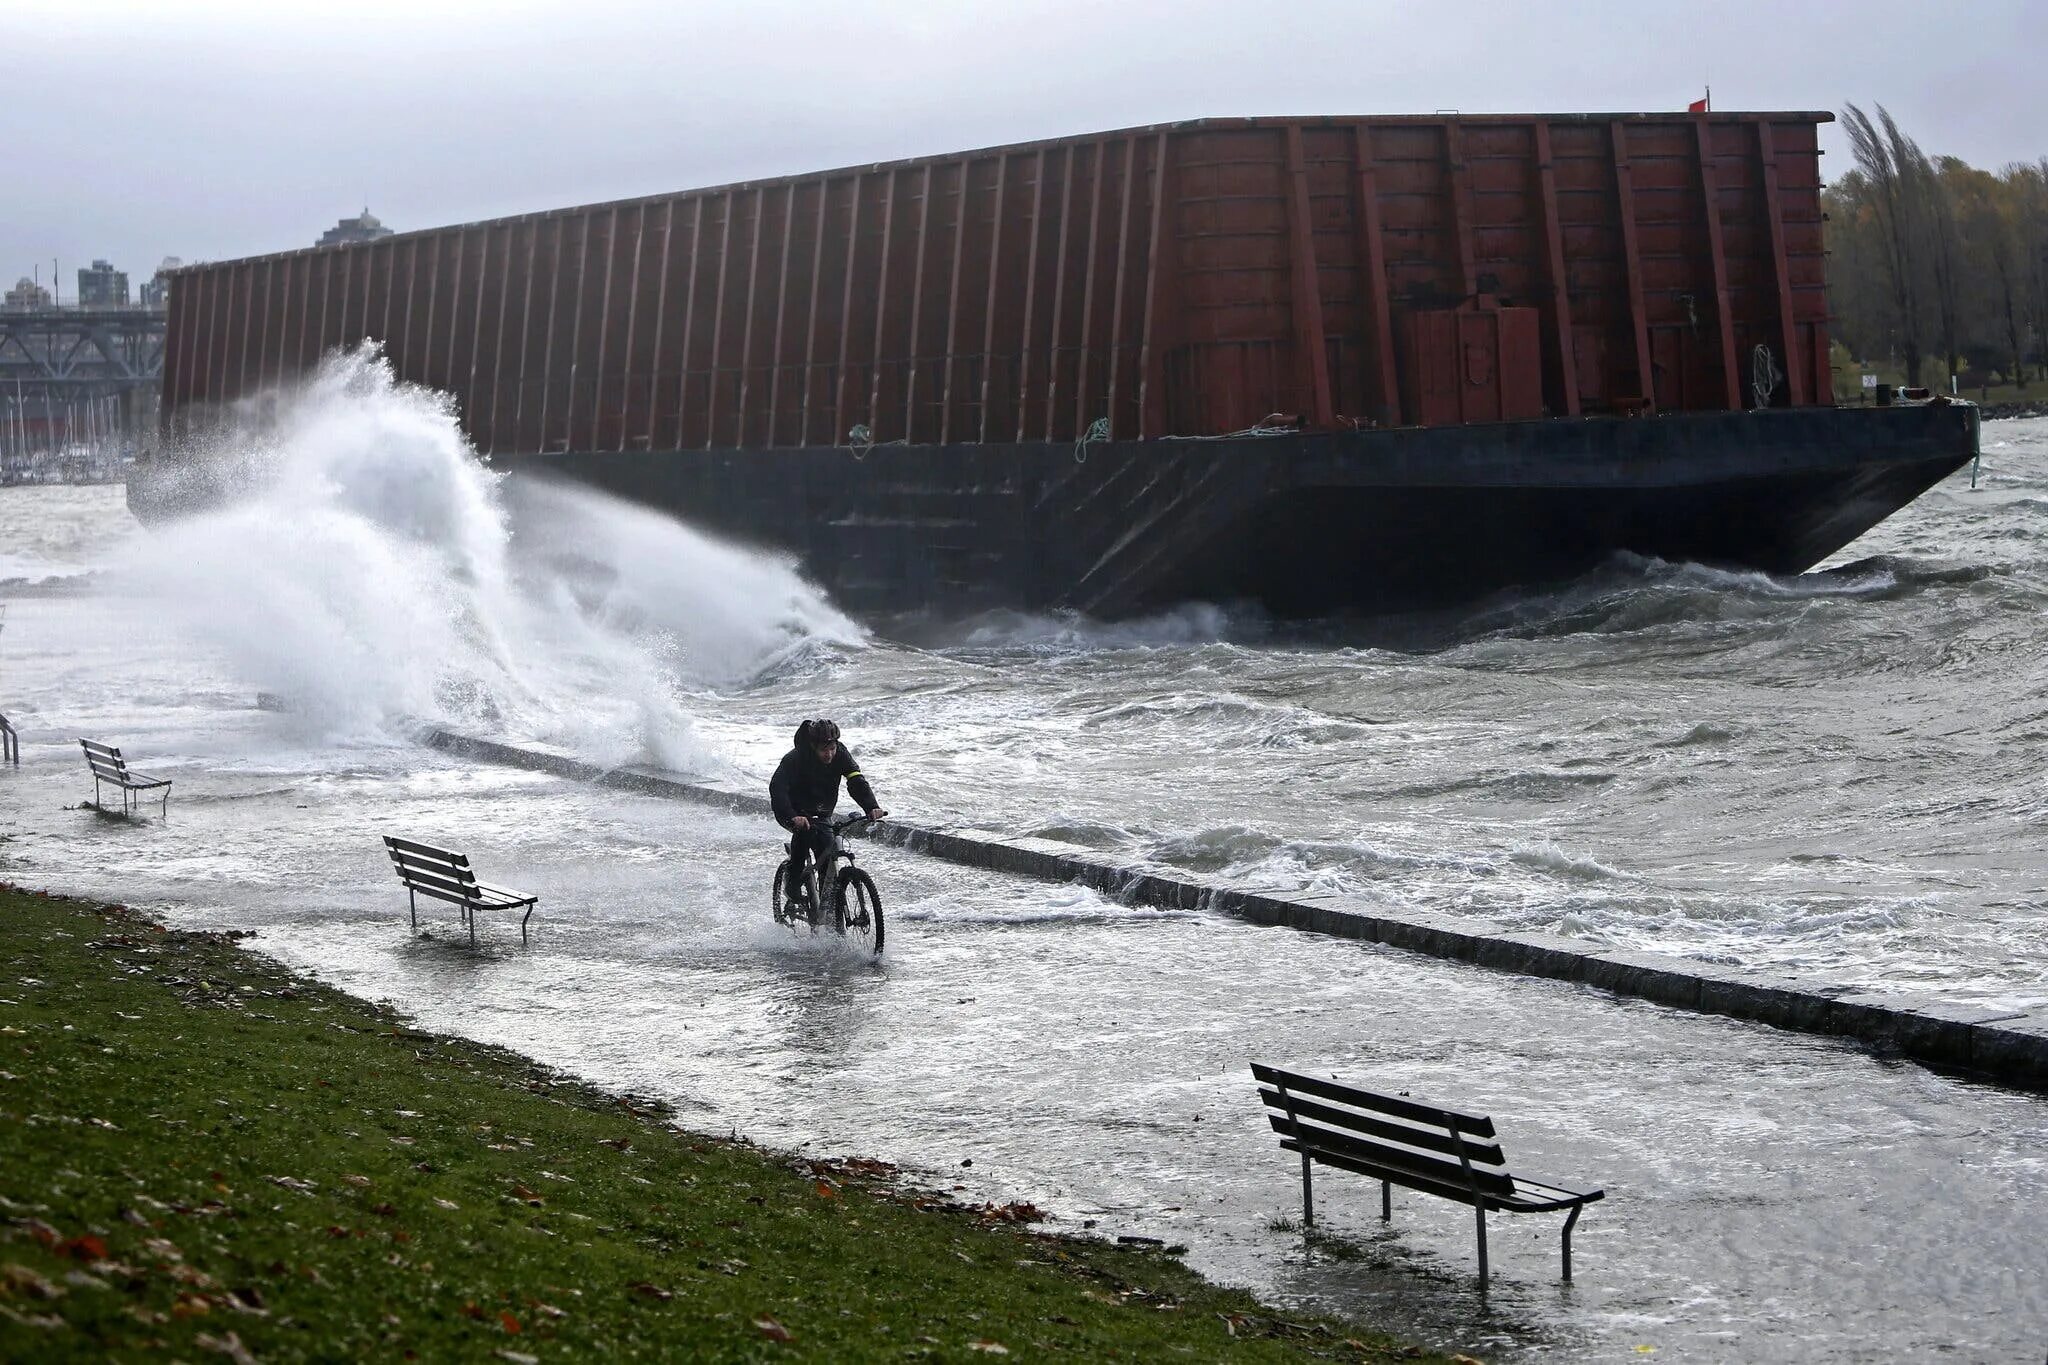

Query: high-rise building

[140,258,183,309]
[317,209,394,248]
[3,277,53,310]
[77,259,130,307]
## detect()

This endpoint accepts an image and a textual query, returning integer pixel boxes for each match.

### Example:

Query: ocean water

[1,352,2042,1361]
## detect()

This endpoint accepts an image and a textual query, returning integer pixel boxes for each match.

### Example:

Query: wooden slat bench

[1252,1063,1604,1284]
[80,738,171,816]
[383,836,538,946]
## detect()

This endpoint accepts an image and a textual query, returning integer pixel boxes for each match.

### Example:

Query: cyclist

[770,719,886,910]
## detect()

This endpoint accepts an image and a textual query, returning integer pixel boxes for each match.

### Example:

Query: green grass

[0,886,1446,1362]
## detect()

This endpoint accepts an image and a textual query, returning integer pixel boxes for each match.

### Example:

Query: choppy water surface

[1,363,2043,1361]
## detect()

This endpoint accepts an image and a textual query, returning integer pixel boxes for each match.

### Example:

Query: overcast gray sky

[6,0,2045,292]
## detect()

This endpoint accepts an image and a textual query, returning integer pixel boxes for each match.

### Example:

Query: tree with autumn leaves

[1827,104,2048,392]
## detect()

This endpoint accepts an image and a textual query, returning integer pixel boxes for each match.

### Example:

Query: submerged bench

[80,738,171,816]
[2,713,16,766]
[1252,1063,1604,1284]
[383,836,538,946]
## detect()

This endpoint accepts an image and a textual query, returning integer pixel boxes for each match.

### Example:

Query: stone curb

[424,729,2048,1094]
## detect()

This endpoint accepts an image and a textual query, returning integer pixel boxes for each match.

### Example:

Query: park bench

[2,712,16,766]
[79,738,171,816]
[1251,1063,1604,1284]
[382,835,538,946]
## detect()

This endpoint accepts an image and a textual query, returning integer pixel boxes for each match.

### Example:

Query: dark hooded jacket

[769,721,879,828]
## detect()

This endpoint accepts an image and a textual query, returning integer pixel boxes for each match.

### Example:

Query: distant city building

[140,257,183,309]
[317,208,394,248]
[3,277,52,310]
[77,259,130,307]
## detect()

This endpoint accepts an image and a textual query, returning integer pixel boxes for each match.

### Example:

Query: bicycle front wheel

[771,860,791,926]
[835,867,884,955]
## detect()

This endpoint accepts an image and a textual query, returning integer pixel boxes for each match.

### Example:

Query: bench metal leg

[1561,1202,1581,1282]
[1382,1180,1391,1221]
[1475,1206,1488,1287]
[465,902,476,947]
[1300,1152,1314,1227]
[520,903,535,945]
[408,888,418,934]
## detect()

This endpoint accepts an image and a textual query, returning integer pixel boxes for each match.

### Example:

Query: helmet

[799,718,841,746]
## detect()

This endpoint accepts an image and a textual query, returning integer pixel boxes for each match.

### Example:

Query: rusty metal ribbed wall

[162,113,1833,451]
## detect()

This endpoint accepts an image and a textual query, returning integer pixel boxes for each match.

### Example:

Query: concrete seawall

[426,728,2048,1094]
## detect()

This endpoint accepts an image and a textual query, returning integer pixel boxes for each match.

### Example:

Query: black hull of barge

[131,404,1978,621]
[483,406,1977,620]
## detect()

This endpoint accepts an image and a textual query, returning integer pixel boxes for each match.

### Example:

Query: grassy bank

[0,886,1447,1362]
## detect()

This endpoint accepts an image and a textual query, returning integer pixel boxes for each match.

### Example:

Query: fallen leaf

[195,1329,261,1364]
[814,1182,839,1200]
[56,1235,107,1261]
[967,1341,1010,1354]
[628,1282,673,1301]
[0,1264,63,1299]
[753,1314,794,1342]
[433,1198,459,1211]
[499,1310,521,1334]
[342,1175,372,1188]
[266,1176,316,1193]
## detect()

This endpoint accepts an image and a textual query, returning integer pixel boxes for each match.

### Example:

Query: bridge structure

[0,306,165,468]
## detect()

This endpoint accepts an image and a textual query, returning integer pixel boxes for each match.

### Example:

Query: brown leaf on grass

[628,1282,673,1301]
[172,1292,213,1317]
[752,1315,794,1342]
[342,1175,372,1188]
[1,1263,64,1299]
[978,1202,1047,1225]
[195,1328,260,1364]
[596,1137,631,1151]
[371,1203,397,1218]
[462,1302,486,1320]
[498,1310,521,1334]
[18,1218,59,1247]
[56,1235,107,1261]
[813,1181,839,1200]
[509,1183,544,1206]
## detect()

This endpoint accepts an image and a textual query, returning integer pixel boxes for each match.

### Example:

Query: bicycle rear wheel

[835,867,884,955]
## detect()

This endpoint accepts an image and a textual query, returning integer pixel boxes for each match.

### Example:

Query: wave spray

[118,345,864,767]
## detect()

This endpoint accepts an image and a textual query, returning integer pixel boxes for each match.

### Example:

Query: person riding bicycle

[770,719,886,909]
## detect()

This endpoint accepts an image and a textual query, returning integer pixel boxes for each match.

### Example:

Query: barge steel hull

[475,403,1976,619]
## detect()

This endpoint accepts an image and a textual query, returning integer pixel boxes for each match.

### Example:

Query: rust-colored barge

[145,113,1976,618]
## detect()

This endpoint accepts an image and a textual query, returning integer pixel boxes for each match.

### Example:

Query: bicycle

[772,812,885,954]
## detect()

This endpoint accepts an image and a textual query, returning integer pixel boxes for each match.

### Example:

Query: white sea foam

[109,345,863,769]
